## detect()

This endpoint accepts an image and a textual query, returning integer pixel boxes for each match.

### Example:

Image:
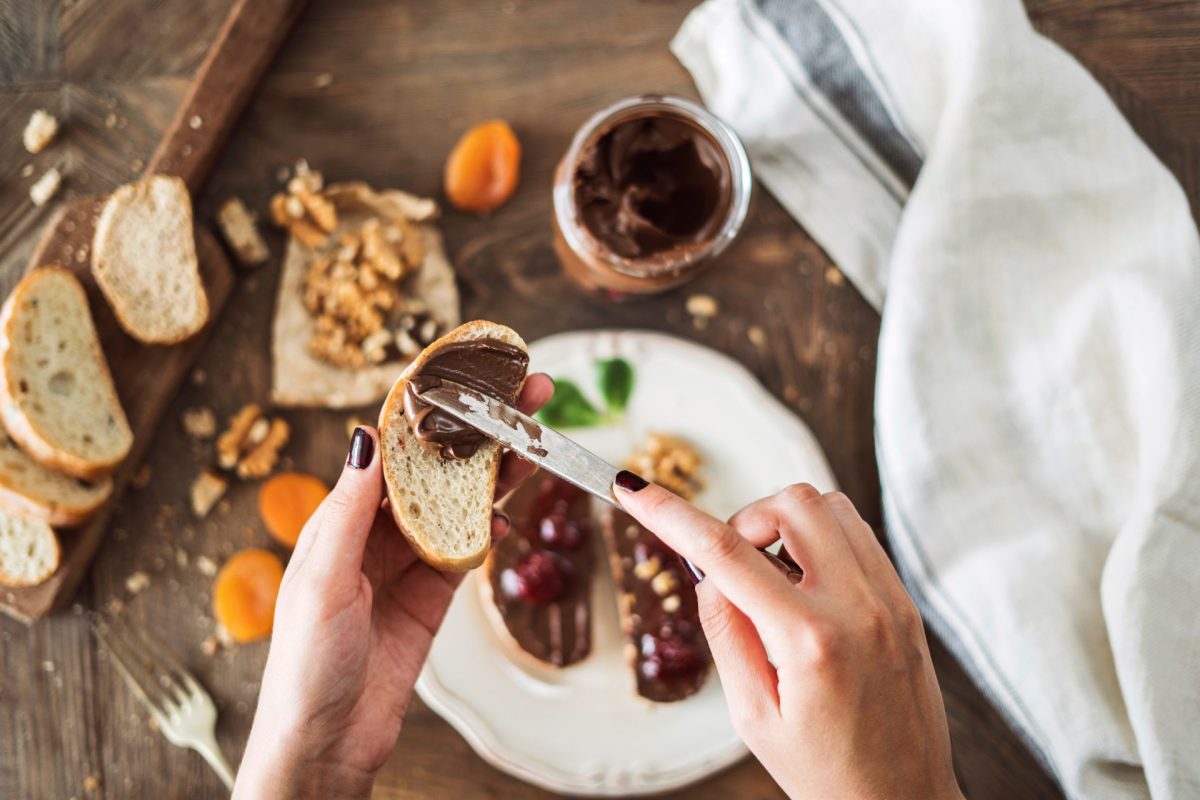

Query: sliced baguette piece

[0,510,60,588]
[378,320,527,572]
[92,175,209,344]
[0,267,133,480]
[0,435,112,526]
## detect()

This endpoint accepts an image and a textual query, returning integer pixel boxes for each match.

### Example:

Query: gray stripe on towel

[753,0,923,189]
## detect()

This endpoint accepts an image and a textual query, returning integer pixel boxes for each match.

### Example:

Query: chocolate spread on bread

[403,338,528,460]
[573,115,731,260]
[601,507,711,702]
[487,474,593,667]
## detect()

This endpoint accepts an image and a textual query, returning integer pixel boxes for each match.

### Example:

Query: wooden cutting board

[1,0,309,622]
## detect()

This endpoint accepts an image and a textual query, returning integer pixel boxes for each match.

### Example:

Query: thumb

[293,426,383,582]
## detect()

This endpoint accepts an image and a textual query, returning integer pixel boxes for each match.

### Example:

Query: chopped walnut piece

[651,569,679,597]
[625,432,704,501]
[216,404,263,469]
[633,555,662,581]
[216,197,270,268]
[236,418,290,479]
[23,109,59,154]
[190,470,228,518]
[200,634,220,656]
[270,160,337,249]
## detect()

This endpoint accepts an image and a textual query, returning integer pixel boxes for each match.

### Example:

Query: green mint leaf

[596,357,635,414]
[536,379,603,428]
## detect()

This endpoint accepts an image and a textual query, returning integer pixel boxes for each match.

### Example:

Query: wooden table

[1,1,1196,797]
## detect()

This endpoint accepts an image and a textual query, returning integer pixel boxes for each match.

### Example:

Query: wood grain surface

[1,1,1197,798]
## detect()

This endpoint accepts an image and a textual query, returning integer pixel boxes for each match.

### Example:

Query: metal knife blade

[416,380,621,507]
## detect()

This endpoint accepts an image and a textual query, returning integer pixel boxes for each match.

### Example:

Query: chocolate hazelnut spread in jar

[553,95,751,298]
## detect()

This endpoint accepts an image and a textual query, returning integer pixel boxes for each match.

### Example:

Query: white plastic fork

[92,614,236,790]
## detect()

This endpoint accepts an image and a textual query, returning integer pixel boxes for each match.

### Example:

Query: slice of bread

[92,175,209,344]
[0,510,60,588]
[0,267,133,480]
[0,435,112,526]
[379,320,527,572]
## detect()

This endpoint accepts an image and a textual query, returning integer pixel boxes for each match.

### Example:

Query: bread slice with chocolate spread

[378,320,528,572]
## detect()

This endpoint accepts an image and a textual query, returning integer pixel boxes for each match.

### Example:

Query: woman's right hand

[612,475,963,800]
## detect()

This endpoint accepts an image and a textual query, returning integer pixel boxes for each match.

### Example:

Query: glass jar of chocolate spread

[552,95,751,298]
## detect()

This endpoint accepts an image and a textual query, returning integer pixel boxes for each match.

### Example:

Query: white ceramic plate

[416,330,837,796]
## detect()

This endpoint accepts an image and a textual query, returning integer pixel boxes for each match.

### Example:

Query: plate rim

[416,328,836,796]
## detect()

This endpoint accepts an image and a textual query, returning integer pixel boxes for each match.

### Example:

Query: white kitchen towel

[673,2,1200,798]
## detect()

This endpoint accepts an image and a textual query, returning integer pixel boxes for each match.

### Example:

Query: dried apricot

[444,120,521,213]
[258,472,329,548]
[212,548,284,643]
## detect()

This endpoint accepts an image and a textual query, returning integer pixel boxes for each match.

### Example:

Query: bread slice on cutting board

[0,267,133,480]
[0,510,60,588]
[0,435,111,526]
[378,320,526,572]
[92,174,209,344]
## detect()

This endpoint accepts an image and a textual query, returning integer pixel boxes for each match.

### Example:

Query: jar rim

[553,94,752,280]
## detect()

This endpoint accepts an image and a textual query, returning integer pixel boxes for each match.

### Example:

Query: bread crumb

[105,112,119,129]
[825,267,844,286]
[191,368,207,386]
[23,109,59,154]
[188,115,203,130]
[747,325,766,347]
[83,775,100,793]
[662,594,682,613]
[29,167,62,206]
[107,597,124,614]
[216,197,270,268]
[42,660,55,672]
[125,571,150,595]
[196,555,218,577]
[20,163,34,178]
[313,72,334,89]
[147,716,159,733]
[175,549,189,569]
[190,470,228,518]
[181,406,217,439]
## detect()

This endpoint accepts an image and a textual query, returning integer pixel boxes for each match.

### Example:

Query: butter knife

[416,380,622,507]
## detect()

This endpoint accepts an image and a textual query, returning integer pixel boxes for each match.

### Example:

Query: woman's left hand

[234,374,554,800]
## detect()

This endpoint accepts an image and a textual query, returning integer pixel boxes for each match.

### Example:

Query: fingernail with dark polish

[348,427,374,469]
[615,470,648,493]
[679,556,705,584]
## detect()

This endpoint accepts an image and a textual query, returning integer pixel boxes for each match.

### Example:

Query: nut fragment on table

[236,418,290,479]
[214,403,290,479]
[270,160,338,249]
[190,469,228,518]
[23,109,59,154]
[29,167,62,206]
[216,197,270,268]
[625,432,704,501]
[216,404,266,469]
